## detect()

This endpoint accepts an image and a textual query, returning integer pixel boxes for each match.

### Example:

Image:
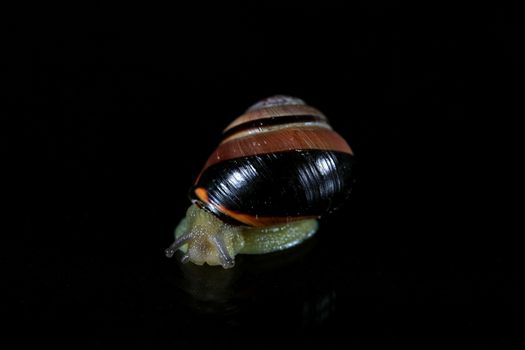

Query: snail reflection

[162,236,337,336]
[166,95,355,268]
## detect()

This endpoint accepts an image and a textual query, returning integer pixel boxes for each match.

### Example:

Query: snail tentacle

[211,232,235,268]
[165,232,191,258]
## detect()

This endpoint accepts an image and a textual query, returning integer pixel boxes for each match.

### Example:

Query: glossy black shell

[190,149,355,226]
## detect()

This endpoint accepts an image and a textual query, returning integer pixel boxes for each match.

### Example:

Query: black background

[7,4,522,348]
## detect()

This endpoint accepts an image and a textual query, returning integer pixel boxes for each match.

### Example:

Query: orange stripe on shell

[193,187,317,226]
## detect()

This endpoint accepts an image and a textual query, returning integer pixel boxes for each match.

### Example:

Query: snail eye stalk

[211,233,235,269]
[165,232,191,258]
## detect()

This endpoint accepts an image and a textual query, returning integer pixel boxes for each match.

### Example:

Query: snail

[165,95,355,268]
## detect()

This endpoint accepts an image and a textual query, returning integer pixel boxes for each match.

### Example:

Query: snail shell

[166,96,355,268]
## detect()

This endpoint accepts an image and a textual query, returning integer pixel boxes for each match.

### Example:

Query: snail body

[165,96,355,268]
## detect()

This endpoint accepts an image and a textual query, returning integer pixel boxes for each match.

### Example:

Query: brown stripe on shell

[222,120,332,143]
[223,114,330,140]
[223,104,327,133]
[202,127,353,170]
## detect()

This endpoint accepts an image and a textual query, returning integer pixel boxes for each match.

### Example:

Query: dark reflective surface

[10,5,521,348]
[158,238,338,348]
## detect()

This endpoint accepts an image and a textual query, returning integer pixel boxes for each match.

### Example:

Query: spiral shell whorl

[246,95,306,112]
[224,95,328,134]
[203,96,352,170]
